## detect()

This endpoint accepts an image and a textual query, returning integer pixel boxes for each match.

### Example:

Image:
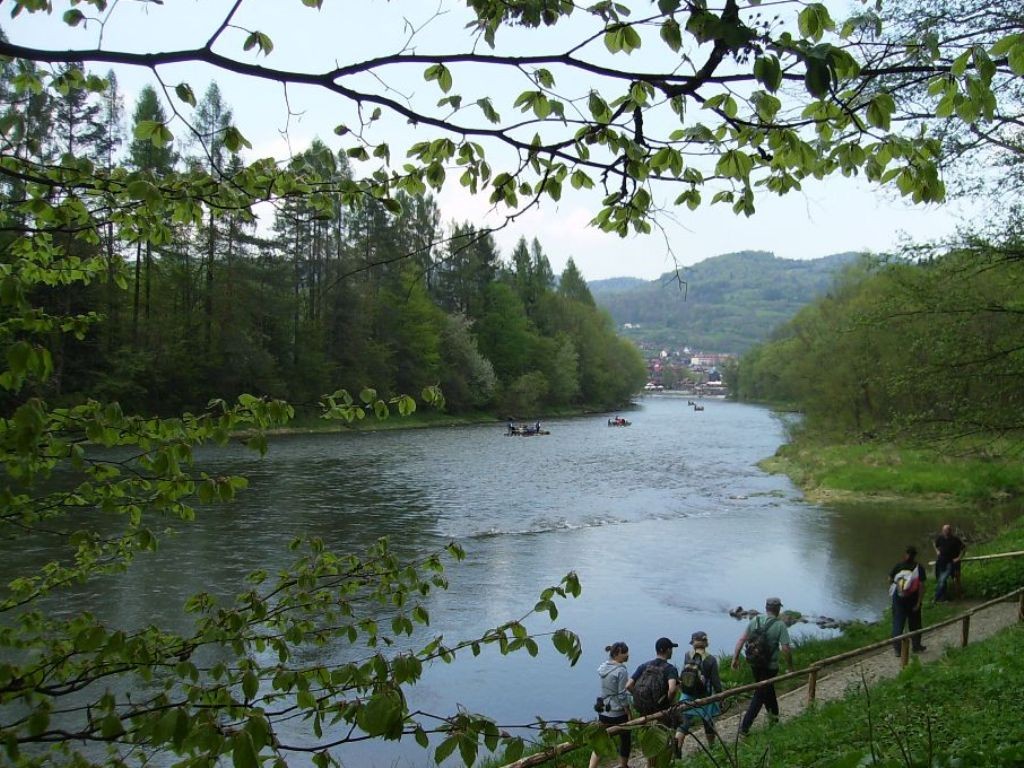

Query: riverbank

[759,434,1024,505]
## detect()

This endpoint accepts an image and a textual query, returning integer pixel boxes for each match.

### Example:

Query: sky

[3,0,976,281]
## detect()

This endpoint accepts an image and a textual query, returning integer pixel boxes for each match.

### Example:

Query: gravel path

[624,598,1022,765]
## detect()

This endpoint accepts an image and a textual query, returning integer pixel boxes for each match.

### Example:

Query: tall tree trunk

[133,240,142,346]
[205,209,215,352]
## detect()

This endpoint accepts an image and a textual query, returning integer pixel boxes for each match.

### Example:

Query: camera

[594,696,605,713]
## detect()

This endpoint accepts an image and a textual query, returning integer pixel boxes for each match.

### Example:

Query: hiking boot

[914,645,927,652]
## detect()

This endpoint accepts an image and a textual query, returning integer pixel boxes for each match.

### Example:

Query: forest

[730,242,1024,445]
[0,70,646,418]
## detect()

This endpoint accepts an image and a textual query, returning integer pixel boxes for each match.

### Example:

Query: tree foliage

[733,235,1024,444]
[2,1,1024,766]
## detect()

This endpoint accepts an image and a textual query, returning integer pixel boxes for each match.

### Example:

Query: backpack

[743,616,778,669]
[890,567,921,599]
[678,653,708,697]
[632,659,669,715]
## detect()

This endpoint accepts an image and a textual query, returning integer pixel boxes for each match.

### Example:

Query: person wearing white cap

[731,597,793,736]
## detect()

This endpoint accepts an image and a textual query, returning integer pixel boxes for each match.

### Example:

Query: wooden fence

[499,584,1024,768]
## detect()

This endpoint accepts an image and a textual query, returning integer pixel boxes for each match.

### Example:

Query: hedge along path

[498,587,1024,768]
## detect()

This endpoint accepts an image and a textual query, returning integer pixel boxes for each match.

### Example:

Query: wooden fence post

[1018,590,1024,622]
[960,614,970,647]
[900,637,910,667]
[807,666,819,704]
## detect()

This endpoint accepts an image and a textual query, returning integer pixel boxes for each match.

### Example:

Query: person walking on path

[933,524,966,603]
[588,641,632,768]
[674,630,723,753]
[889,545,927,655]
[627,637,680,767]
[731,597,793,737]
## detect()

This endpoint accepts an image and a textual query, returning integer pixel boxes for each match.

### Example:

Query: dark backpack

[678,653,708,697]
[743,617,778,669]
[632,659,669,715]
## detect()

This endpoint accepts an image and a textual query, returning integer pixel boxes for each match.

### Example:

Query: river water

[6,397,964,766]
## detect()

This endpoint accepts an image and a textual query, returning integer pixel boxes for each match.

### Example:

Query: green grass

[682,624,1024,768]
[761,440,1024,502]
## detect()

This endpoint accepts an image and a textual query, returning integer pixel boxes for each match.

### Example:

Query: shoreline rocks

[727,606,856,631]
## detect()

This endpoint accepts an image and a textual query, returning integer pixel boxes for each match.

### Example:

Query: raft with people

[607,417,631,427]
[505,422,549,436]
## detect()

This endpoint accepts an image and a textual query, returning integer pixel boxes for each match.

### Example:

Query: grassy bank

[760,438,1024,504]
[688,623,1024,768]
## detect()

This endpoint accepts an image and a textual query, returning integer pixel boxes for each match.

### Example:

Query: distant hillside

[591,250,859,353]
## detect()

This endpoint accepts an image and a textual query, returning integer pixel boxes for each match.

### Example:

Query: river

[5,397,960,766]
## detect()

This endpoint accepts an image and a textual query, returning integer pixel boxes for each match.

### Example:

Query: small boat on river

[607,417,631,427]
[505,422,550,436]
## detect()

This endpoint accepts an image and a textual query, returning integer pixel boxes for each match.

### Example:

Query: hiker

[889,545,927,654]
[674,630,723,753]
[731,597,793,737]
[933,524,965,602]
[588,641,631,768]
[627,637,679,766]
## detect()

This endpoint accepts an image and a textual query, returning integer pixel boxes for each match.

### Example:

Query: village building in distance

[630,335,735,397]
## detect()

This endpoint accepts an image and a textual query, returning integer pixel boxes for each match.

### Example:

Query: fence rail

[927,549,1024,566]
[498,584,1024,768]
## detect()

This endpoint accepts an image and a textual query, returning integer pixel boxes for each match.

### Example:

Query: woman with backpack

[674,630,723,752]
[588,641,632,768]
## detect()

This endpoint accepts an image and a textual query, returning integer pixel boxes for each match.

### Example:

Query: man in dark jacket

[933,524,965,602]
[889,545,927,655]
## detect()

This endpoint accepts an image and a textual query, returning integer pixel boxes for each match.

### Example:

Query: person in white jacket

[589,641,632,768]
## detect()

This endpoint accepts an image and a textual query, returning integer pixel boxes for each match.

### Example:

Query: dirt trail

[626,598,1022,765]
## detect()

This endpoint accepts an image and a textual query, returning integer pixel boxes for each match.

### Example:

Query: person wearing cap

[626,637,679,766]
[889,545,927,654]
[731,597,793,737]
[674,630,723,753]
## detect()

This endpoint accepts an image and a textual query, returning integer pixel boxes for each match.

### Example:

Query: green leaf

[232,732,259,768]
[660,19,682,52]
[100,714,125,739]
[715,149,754,179]
[753,56,783,92]
[866,94,893,130]
[1008,44,1024,76]
[435,735,458,764]
[174,80,195,107]
[804,59,831,98]
[223,126,252,153]
[424,64,453,93]
[477,97,500,123]
[243,671,259,701]
[798,4,833,41]
[458,735,478,766]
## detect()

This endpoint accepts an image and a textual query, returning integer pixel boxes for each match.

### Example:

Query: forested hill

[589,250,859,352]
